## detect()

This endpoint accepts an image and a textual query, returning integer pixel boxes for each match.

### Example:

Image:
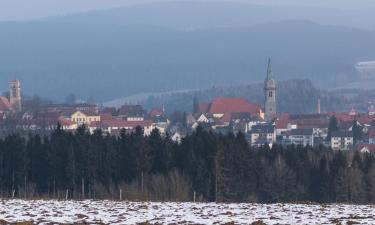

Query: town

[1,59,375,154]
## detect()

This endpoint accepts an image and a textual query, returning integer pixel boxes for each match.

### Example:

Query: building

[0,96,12,114]
[118,105,146,121]
[355,60,375,80]
[250,124,276,147]
[46,103,99,114]
[264,58,277,122]
[9,80,22,112]
[65,110,101,126]
[331,131,354,151]
[89,119,153,136]
[283,128,314,146]
[356,144,375,154]
[368,129,375,144]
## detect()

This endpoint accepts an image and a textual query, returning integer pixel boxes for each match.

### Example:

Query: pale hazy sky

[0,0,374,21]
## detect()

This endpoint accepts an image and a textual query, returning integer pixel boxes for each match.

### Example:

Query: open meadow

[0,200,374,224]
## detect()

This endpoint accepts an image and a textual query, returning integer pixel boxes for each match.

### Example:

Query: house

[0,96,12,114]
[89,119,153,136]
[149,108,164,118]
[368,105,375,116]
[171,129,188,143]
[65,110,101,126]
[230,112,253,133]
[283,129,314,146]
[46,103,99,114]
[209,98,263,120]
[356,144,375,154]
[368,129,375,144]
[151,116,169,135]
[250,124,276,147]
[331,131,354,151]
[118,105,146,121]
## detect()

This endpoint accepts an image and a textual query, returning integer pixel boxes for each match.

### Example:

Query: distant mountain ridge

[49,1,375,30]
[0,1,374,101]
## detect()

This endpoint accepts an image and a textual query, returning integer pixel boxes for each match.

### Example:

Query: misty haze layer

[0,1,375,101]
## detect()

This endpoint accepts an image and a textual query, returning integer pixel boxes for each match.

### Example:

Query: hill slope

[0,4,374,101]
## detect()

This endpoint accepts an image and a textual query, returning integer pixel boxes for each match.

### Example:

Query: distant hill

[140,79,320,114]
[0,1,375,101]
[141,79,375,115]
[50,1,375,30]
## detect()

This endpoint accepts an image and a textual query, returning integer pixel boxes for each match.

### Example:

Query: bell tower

[10,80,22,112]
[264,57,276,122]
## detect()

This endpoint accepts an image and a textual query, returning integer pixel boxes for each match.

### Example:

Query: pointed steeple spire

[266,57,272,80]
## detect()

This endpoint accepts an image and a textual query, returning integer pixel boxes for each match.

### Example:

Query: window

[269,91,273,97]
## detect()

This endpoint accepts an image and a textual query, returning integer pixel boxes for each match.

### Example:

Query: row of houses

[0,102,169,136]
[2,91,375,152]
[189,97,375,152]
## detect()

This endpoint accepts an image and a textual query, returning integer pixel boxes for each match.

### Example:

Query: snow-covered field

[0,200,374,225]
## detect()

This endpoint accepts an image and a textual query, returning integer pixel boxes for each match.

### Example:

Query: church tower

[264,58,276,122]
[9,80,22,112]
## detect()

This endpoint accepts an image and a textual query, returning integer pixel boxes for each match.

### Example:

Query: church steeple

[264,57,276,122]
[266,57,272,80]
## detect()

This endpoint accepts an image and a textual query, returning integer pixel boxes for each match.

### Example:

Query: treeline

[0,125,375,203]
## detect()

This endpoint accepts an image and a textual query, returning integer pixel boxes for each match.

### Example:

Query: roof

[58,117,76,126]
[276,114,289,129]
[290,128,314,136]
[150,108,164,117]
[90,119,152,128]
[0,96,11,112]
[118,105,146,117]
[100,113,116,121]
[251,124,275,133]
[67,110,99,117]
[356,144,375,153]
[368,129,375,138]
[331,131,353,138]
[196,103,210,114]
[209,98,261,116]
[230,112,252,121]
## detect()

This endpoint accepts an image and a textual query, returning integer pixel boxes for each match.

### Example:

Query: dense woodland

[0,125,375,204]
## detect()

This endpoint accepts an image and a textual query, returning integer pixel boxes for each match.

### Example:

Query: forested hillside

[0,125,374,203]
[1,17,375,101]
[141,79,375,114]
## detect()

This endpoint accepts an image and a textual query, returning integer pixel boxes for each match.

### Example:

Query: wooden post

[65,189,69,200]
[120,189,123,201]
[193,191,196,203]
[12,190,15,199]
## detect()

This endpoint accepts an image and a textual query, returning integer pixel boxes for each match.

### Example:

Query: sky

[0,0,375,21]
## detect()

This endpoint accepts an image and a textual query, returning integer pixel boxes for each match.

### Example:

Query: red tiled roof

[276,114,290,129]
[150,108,164,117]
[196,103,210,114]
[100,113,116,121]
[118,105,144,115]
[58,117,76,126]
[0,96,11,112]
[209,98,261,116]
[356,144,375,153]
[357,115,374,125]
[369,129,375,138]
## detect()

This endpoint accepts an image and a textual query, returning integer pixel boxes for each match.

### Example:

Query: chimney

[317,98,321,114]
